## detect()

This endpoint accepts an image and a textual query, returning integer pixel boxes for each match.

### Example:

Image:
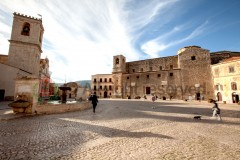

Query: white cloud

[141,20,210,58]
[0,0,181,82]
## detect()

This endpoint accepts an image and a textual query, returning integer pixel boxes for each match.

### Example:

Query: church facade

[0,12,50,100]
[92,46,240,102]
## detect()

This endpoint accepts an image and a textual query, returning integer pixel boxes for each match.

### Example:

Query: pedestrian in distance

[89,93,98,113]
[211,100,222,121]
[152,95,156,109]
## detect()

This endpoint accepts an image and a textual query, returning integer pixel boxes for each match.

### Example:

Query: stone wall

[178,46,214,100]
[36,101,91,114]
[14,78,39,114]
[126,56,178,74]
[0,55,8,64]
[121,69,182,99]
[0,63,31,100]
[8,12,44,76]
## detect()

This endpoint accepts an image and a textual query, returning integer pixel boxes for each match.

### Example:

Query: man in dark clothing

[90,93,98,113]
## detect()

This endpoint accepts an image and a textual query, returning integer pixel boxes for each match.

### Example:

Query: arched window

[231,82,237,90]
[116,58,119,64]
[21,22,30,36]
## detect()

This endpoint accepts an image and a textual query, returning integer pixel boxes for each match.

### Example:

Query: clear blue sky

[0,0,240,82]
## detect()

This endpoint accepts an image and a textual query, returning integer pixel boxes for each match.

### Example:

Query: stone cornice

[8,40,42,53]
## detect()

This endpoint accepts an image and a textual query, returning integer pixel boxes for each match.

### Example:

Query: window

[127,77,129,79]
[141,68,143,72]
[215,85,219,91]
[146,87,151,94]
[158,74,161,77]
[116,58,119,64]
[220,85,223,91]
[109,85,112,90]
[109,78,112,82]
[137,76,139,79]
[132,69,135,72]
[169,73,173,76]
[110,92,111,96]
[147,75,149,78]
[229,66,235,73]
[21,22,30,36]
[94,86,96,90]
[94,78,97,82]
[104,85,107,90]
[231,82,237,90]
[191,56,196,60]
[170,65,173,70]
[104,78,107,82]
[100,78,102,82]
[99,86,102,90]
[39,31,42,43]
[160,66,162,70]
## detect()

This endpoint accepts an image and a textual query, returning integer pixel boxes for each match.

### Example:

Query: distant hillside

[55,80,91,88]
[75,80,91,88]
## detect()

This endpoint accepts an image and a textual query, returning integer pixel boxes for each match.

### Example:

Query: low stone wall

[36,101,91,114]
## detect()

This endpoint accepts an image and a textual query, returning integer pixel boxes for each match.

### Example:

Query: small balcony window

[191,56,196,60]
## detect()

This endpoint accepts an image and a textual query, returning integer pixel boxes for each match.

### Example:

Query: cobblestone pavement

[0,99,240,160]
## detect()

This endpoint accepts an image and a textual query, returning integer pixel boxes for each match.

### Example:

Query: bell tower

[112,55,126,98]
[8,12,44,77]
[112,55,126,73]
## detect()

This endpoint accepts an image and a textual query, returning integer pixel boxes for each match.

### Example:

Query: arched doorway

[104,91,108,98]
[232,92,239,103]
[217,92,222,101]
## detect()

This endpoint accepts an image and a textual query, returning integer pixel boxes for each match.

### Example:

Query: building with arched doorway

[91,48,240,102]
[212,57,240,103]
[91,74,113,98]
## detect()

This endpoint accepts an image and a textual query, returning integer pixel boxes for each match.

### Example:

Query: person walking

[152,95,156,109]
[212,100,222,121]
[89,93,98,113]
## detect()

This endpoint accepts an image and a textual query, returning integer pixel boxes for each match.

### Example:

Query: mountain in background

[75,80,91,88]
[55,80,91,89]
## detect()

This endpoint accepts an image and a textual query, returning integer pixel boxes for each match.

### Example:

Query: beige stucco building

[212,57,240,103]
[0,12,45,101]
[91,74,113,98]
[91,46,240,102]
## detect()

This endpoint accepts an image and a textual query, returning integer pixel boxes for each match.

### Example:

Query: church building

[0,12,49,101]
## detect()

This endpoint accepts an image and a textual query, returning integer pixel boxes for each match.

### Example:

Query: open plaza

[0,99,239,159]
